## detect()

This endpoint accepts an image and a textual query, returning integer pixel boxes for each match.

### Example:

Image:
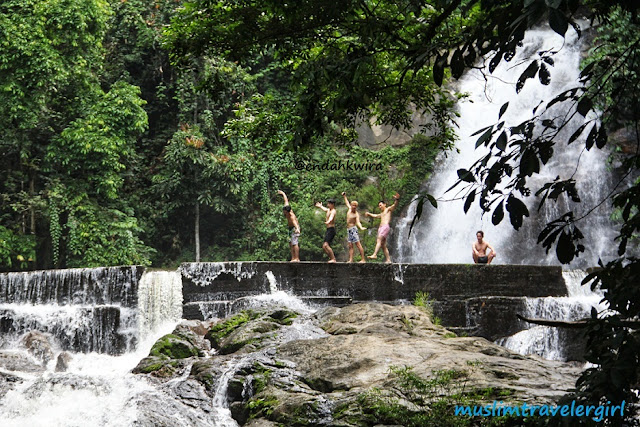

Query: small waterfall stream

[497,270,605,360]
[0,266,323,425]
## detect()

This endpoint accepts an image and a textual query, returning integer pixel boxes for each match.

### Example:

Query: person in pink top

[365,192,399,263]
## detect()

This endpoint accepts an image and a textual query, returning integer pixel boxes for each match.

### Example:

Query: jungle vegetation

[1,0,638,423]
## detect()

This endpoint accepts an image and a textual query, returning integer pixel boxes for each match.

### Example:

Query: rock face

[21,331,54,366]
[133,303,582,426]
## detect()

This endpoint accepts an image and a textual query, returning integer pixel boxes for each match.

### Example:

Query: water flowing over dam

[0,262,598,424]
[0,25,615,426]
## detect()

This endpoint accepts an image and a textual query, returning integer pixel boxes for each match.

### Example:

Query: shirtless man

[277,190,300,262]
[472,230,496,264]
[342,192,367,263]
[365,192,399,263]
[315,199,337,263]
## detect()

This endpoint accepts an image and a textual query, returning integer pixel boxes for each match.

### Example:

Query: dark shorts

[324,227,336,244]
[477,256,489,264]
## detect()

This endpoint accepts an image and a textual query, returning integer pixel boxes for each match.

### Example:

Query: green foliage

[43,81,152,267]
[0,0,108,133]
[0,226,35,270]
[165,0,472,143]
[47,81,148,200]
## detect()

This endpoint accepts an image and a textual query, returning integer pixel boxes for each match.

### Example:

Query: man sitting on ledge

[472,230,496,264]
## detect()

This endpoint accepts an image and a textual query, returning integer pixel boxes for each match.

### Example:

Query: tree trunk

[195,202,200,262]
[29,175,36,235]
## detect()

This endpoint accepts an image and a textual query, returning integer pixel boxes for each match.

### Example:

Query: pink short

[377,224,391,239]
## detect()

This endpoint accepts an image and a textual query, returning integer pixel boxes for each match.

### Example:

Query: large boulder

[133,303,584,426]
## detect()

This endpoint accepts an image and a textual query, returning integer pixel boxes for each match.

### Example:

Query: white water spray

[497,270,605,360]
[0,268,183,426]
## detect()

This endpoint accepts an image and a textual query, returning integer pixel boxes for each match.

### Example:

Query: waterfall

[0,269,185,425]
[137,270,183,340]
[497,270,605,360]
[0,266,142,354]
[395,26,618,268]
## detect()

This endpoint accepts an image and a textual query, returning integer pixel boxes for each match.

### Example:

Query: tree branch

[517,314,640,329]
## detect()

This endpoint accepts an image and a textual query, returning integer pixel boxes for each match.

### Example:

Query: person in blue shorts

[278,190,300,262]
[342,192,367,263]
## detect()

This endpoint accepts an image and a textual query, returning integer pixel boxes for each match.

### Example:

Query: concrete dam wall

[0,262,567,353]
[180,262,567,341]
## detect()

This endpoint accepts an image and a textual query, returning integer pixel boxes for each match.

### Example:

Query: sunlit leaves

[47,82,148,200]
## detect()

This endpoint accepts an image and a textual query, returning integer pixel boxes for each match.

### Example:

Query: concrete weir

[180,262,566,341]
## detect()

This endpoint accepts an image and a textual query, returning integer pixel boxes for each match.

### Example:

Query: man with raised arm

[472,230,497,264]
[314,199,337,263]
[365,192,400,263]
[342,192,367,263]
[277,190,300,262]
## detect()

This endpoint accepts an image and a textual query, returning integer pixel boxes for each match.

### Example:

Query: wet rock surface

[132,303,583,426]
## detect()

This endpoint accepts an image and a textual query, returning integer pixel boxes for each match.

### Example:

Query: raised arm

[277,190,290,206]
[342,192,350,208]
[388,193,400,212]
[315,202,328,212]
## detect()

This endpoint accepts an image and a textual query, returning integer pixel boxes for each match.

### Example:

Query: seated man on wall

[472,230,496,264]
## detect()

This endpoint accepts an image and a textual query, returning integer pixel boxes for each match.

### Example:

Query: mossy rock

[206,310,260,349]
[219,338,260,355]
[268,310,298,326]
[132,356,180,377]
[149,334,200,359]
[190,359,219,391]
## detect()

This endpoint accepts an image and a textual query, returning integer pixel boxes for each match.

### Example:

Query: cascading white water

[137,270,183,338]
[204,273,325,427]
[0,267,142,354]
[395,26,618,268]
[0,269,184,425]
[497,270,605,360]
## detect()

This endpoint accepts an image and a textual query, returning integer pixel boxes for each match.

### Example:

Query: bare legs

[472,251,495,264]
[347,242,366,263]
[322,242,336,263]
[368,237,391,263]
[290,244,300,262]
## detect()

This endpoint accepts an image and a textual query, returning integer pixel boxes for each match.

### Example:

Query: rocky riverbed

[132,302,582,426]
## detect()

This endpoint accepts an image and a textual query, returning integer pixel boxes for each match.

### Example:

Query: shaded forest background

[0,0,450,270]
